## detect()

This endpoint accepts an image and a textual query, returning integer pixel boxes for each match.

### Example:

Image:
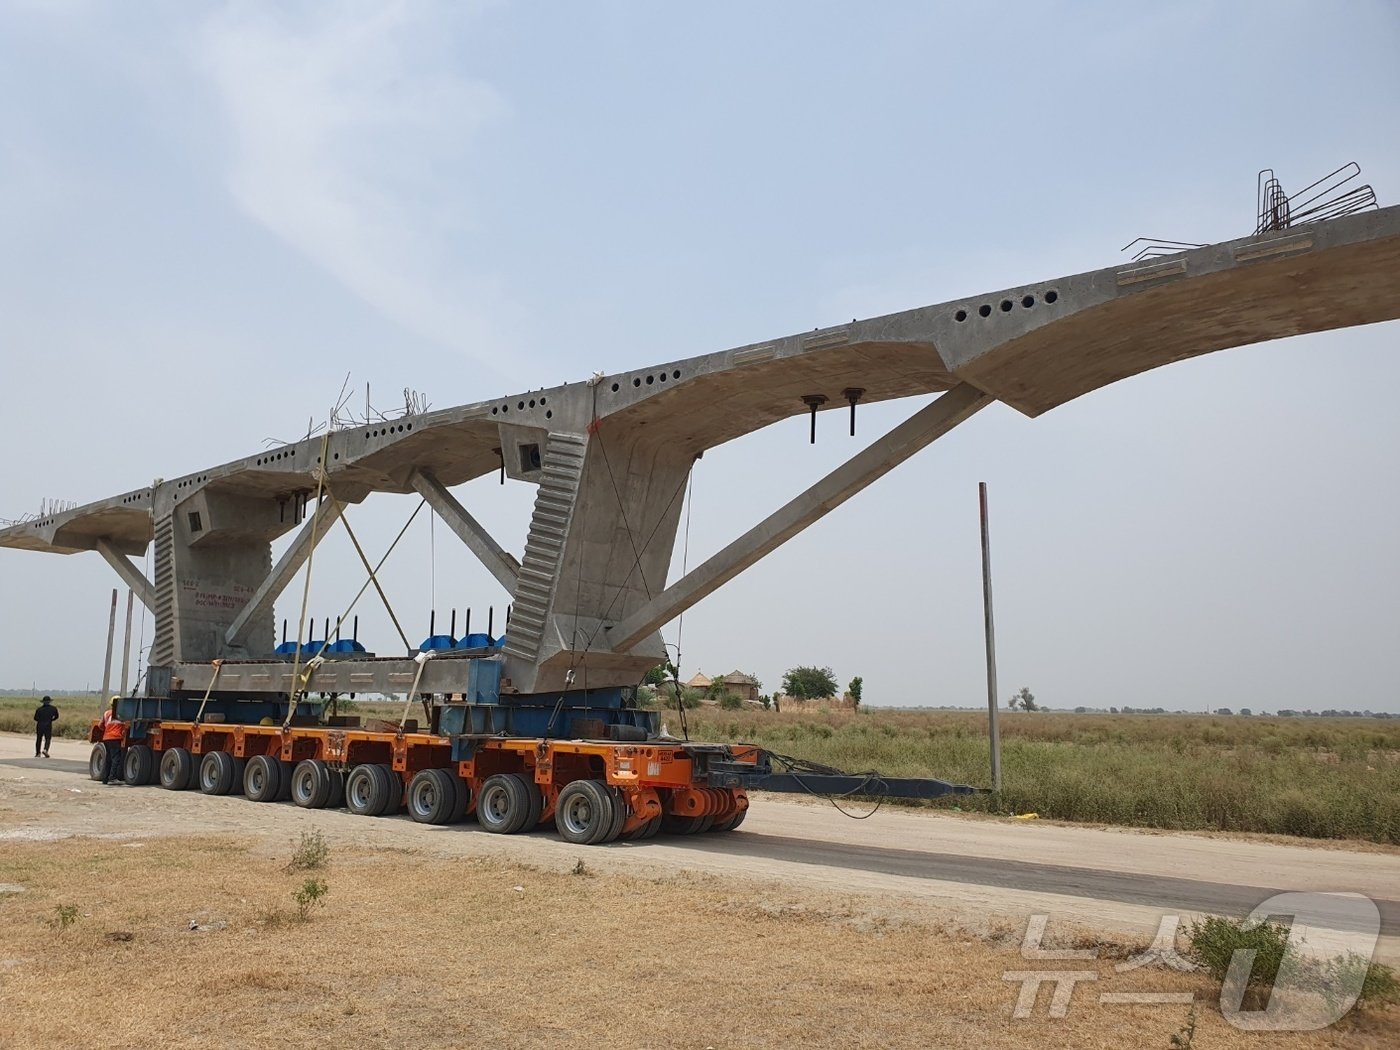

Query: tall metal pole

[100,588,118,700]
[979,482,1003,793]
[118,589,135,695]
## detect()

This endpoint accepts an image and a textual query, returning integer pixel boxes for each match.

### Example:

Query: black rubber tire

[199,751,238,796]
[622,812,663,841]
[605,786,628,843]
[509,773,543,831]
[711,807,748,832]
[228,757,248,795]
[243,755,283,803]
[554,780,616,845]
[375,764,402,815]
[122,744,156,786]
[326,767,346,809]
[408,769,459,825]
[476,773,533,834]
[89,743,109,782]
[445,773,468,823]
[345,764,384,816]
[159,748,195,790]
[291,759,332,809]
[695,814,716,833]
[275,760,293,801]
[660,814,707,835]
[637,814,663,839]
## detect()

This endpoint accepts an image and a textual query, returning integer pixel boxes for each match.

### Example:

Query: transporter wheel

[89,744,109,782]
[554,780,616,846]
[711,808,747,833]
[660,814,707,835]
[606,786,628,843]
[637,815,663,839]
[695,815,716,833]
[243,755,283,803]
[510,773,542,831]
[291,760,332,809]
[476,773,534,834]
[407,769,459,825]
[375,765,402,815]
[326,767,346,809]
[275,760,293,801]
[159,748,195,790]
[345,764,386,816]
[199,752,238,796]
[122,745,156,786]
[446,773,468,822]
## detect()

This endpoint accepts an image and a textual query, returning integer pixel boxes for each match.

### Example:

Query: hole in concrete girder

[407,423,412,431]
[658,372,666,382]
[1000,299,1013,312]
[546,410,552,419]
[492,407,498,415]
[333,453,339,460]
[1045,289,1059,303]
[502,405,509,413]
[646,375,654,385]
[633,377,641,387]
[540,396,547,405]
[611,383,619,392]
[978,304,992,318]
[954,309,968,322]
[529,399,536,407]
[518,401,524,410]
[1021,295,1034,308]
[672,370,680,379]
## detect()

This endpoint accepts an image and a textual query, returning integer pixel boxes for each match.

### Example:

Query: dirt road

[4,733,1397,960]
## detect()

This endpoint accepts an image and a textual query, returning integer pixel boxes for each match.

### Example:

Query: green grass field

[6,694,1397,845]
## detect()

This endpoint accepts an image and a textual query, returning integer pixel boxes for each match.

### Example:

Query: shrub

[293,878,329,921]
[1187,915,1290,988]
[287,830,329,872]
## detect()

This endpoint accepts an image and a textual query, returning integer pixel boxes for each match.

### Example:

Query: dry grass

[0,836,1396,1049]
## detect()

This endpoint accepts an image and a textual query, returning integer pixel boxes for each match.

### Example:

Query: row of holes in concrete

[492,396,551,419]
[611,369,683,393]
[954,289,1059,323]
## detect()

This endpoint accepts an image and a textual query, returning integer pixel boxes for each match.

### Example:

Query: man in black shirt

[33,696,59,758]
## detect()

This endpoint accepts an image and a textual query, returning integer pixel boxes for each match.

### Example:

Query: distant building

[719,671,760,704]
[685,671,712,691]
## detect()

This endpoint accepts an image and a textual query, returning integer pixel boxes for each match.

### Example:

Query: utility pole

[979,482,1003,793]
[100,588,118,700]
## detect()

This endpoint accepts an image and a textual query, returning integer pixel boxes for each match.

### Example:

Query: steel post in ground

[118,589,134,695]
[100,588,117,699]
[979,482,1002,794]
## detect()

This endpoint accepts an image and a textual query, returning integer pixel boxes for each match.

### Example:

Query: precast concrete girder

[95,537,155,612]
[606,382,993,652]
[408,470,521,595]
[223,497,345,651]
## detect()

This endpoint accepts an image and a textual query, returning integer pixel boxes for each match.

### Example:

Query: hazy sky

[1,1,1397,712]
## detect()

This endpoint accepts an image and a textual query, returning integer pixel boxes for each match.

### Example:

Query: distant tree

[1240,708,1252,716]
[643,664,669,687]
[677,688,704,710]
[783,666,838,700]
[1109,706,1119,714]
[847,676,863,709]
[719,691,744,710]
[759,694,772,710]
[1009,687,1037,712]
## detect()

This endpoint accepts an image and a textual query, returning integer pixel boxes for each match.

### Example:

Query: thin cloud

[197,2,516,365]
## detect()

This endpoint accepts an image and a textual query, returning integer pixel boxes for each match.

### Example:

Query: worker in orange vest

[98,697,125,785]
